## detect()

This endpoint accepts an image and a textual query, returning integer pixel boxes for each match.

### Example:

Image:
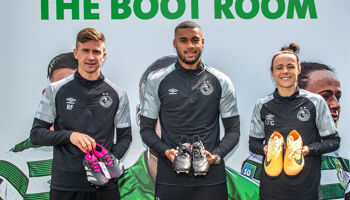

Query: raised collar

[175,60,204,73]
[74,71,104,87]
[273,87,300,101]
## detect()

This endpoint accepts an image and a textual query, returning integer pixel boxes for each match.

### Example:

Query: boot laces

[268,136,282,159]
[91,161,101,172]
[192,144,203,158]
[102,154,113,166]
[287,136,302,159]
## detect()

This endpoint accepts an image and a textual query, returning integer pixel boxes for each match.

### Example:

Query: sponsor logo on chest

[297,107,311,122]
[66,97,76,110]
[200,81,214,96]
[99,92,113,108]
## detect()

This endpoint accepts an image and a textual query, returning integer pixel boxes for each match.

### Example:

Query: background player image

[249,43,340,200]
[139,21,240,200]
[30,28,132,200]
[0,52,78,200]
[118,56,259,200]
[242,62,349,199]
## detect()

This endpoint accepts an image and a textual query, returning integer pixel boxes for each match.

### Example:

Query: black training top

[30,72,132,192]
[140,61,240,186]
[249,88,340,200]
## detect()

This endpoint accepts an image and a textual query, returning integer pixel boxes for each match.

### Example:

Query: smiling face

[74,40,106,80]
[271,53,301,95]
[173,27,204,69]
[304,70,341,126]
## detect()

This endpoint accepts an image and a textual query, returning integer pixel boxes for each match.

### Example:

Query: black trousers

[50,187,120,200]
[155,183,228,200]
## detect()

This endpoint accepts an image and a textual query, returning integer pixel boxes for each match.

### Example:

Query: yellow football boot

[284,130,305,176]
[264,131,284,177]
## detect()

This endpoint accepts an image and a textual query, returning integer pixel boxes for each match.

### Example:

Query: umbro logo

[66,97,76,111]
[265,114,275,126]
[168,88,178,95]
[66,97,76,104]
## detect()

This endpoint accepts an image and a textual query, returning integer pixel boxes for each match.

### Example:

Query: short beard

[176,49,202,65]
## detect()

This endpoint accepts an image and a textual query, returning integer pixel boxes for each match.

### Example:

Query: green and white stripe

[321,152,349,200]
[0,160,28,197]
[27,160,52,177]
[0,145,53,200]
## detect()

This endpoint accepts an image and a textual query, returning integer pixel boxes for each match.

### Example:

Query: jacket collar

[74,71,104,87]
[273,87,300,101]
[175,60,204,73]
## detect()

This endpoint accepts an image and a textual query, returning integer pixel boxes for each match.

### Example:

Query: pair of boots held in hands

[264,130,305,177]
[173,135,210,176]
[83,143,124,187]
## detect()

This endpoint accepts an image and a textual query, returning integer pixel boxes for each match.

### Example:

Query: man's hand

[204,151,218,165]
[302,145,309,156]
[70,132,96,153]
[263,145,268,155]
[164,149,178,163]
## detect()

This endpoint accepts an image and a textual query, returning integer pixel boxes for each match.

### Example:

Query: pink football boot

[93,143,124,179]
[83,150,109,187]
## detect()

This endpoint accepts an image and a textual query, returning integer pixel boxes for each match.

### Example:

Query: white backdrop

[0,0,349,171]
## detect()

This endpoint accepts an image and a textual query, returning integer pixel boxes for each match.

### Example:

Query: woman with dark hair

[242,62,349,199]
[249,43,340,200]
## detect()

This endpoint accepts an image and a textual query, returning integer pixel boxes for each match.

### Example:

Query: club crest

[99,93,113,108]
[200,81,213,96]
[297,107,310,121]
[334,159,348,189]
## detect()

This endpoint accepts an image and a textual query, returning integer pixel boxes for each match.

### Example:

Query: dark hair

[271,43,300,71]
[174,21,201,37]
[298,62,334,89]
[47,52,78,80]
[76,28,105,49]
